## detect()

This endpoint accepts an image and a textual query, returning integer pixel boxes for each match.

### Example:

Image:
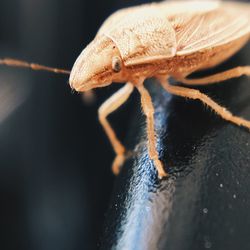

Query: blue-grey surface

[100,41,250,250]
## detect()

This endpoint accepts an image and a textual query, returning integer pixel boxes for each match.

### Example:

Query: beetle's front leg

[136,83,167,179]
[98,82,134,175]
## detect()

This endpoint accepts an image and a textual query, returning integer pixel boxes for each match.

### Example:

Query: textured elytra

[103,8,176,66]
[173,4,250,55]
[97,1,250,62]
[97,1,219,37]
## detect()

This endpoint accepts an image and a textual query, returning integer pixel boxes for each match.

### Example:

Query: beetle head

[69,36,124,92]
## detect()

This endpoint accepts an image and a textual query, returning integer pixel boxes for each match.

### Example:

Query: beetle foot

[112,154,125,175]
[153,158,168,179]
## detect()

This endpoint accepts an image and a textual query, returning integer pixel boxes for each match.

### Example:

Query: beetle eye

[112,56,122,73]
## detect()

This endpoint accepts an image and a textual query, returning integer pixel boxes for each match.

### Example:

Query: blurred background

[0,0,152,249]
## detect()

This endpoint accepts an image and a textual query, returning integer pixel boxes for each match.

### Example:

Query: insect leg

[178,66,250,86]
[160,79,250,130]
[98,82,134,175]
[136,83,167,178]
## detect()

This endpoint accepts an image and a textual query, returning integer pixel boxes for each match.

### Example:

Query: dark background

[0,1,250,250]
[0,0,150,249]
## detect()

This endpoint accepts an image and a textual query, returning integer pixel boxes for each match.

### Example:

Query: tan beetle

[1,1,250,178]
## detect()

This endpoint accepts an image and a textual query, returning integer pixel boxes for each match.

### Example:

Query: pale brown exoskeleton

[1,1,250,178]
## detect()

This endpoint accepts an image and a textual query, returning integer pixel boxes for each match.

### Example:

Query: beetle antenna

[0,58,70,75]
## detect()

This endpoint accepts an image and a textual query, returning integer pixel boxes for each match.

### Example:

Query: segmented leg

[98,82,134,175]
[136,83,167,179]
[160,79,250,130]
[177,66,250,85]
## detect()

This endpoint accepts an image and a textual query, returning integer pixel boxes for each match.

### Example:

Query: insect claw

[112,154,125,175]
[154,159,168,179]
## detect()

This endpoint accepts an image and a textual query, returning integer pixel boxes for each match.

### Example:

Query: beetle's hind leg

[160,78,250,130]
[98,82,134,175]
[178,66,250,86]
[136,83,167,178]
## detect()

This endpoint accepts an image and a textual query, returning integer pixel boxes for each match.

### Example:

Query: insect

[1,1,250,178]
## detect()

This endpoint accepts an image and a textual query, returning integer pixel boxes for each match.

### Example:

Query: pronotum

[0,1,250,178]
